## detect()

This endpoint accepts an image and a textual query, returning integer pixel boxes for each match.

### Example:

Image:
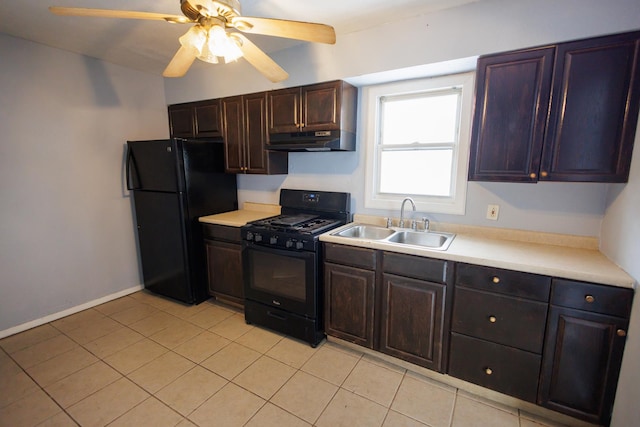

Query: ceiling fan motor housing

[181,0,241,22]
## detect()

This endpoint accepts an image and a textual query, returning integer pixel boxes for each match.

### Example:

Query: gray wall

[0,34,169,333]
[602,124,640,426]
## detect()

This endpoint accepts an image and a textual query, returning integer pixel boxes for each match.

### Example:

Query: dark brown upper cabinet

[168,103,195,138]
[222,93,288,174]
[469,31,640,183]
[268,80,357,134]
[469,48,554,182]
[168,99,223,139]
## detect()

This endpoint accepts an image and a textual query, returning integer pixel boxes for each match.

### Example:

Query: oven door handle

[244,241,315,260]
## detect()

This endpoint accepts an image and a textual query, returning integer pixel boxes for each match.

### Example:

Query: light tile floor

[0,290,570,427]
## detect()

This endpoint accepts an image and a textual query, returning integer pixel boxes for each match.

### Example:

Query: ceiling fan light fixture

[179,25,207,56]
[51,0,334,81]
[207,25,243,62]
[198,41,220,64]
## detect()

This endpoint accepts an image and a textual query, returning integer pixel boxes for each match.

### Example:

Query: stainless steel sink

[385,230,455,250]
[332,224,455,251]
[334,224,395,240]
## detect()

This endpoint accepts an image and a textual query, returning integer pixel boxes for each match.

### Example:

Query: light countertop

[199,202,280,227]
[320,216,635,289]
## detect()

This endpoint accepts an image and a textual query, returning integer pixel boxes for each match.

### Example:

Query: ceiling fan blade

[163,46,197,78]
[231,17,336,44]
[230,33,289,83]
[49,7,191,23]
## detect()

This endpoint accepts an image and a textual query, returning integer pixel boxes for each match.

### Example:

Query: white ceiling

[0,0,479,75]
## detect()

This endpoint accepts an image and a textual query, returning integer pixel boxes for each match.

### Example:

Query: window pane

[379,149,453,196]
[381,92,459,145]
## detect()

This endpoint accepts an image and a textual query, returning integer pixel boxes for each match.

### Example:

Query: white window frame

[362,72,475,215]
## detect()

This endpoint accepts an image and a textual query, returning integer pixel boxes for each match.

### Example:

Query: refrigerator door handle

[126,145,142,190]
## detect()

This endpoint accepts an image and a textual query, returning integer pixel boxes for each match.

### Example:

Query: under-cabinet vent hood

[267,130,356,152]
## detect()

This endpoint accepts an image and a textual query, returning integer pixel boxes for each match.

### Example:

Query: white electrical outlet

[486,204,500,220]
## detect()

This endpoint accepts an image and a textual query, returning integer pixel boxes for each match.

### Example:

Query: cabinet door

[541,33,640,182]
[194,101,222,138]
[268,87,301,133]
[379,273,446,371]
[324,262,376,348]
[205,239,244,305]
[302,81,341,131]
[244,93,269,174]
[168,105,195,138]
[451,287,548,354]
[538,306,629,425]
[222,96,244,173]
[449,333,541,403]
[468,48,555,182]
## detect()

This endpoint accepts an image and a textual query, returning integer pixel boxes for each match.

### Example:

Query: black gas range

[241,189,351,346]
[243,214,345,251]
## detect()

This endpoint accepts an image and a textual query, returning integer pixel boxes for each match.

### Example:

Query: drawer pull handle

[585,295,595,303]
[488,316,497,323]
[617,329,627,337]
[484,367,493,375]
[492,276,500,284]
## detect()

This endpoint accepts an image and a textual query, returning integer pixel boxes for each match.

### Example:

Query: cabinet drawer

[383,252,447,284]
[202,224,242,242]
[551,279,633,318]
[452,287,548,353]
[324,243,376,270]
[449,333,541,403]
[456,263,551,301]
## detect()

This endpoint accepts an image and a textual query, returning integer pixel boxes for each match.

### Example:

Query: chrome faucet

[399,197,416,228]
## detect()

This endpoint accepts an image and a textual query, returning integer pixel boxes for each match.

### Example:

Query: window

[362,72,474,214]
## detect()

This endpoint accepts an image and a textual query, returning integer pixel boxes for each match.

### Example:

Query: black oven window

[250,251,306,302]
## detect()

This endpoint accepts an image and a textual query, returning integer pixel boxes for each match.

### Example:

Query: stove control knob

[285,240,294,248]
[246,232,254,241]
[296,241,304,250]
[270,236,278,245]
[254,234,262,243]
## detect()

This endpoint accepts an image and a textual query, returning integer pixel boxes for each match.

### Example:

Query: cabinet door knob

[529,173,537,179]
[540,171,549,177]
[488,316,497,323]
[585,295,595,303]
[484,367,493,375]
[492,276,500,284]
[617,329,627,337]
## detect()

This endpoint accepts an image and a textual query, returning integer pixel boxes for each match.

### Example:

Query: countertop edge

[320,223,636,290]
[199,204,281,227]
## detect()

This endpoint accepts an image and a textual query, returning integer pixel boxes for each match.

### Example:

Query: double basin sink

[332,224,455,251]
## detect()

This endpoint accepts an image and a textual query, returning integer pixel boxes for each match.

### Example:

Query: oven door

[243,242,317,318]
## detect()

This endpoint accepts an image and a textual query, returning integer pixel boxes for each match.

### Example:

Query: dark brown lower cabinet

[324,262,376,348]
[379,273,446,371]
[203,224,244,306]
[449,333,541,402]
[538,306,629,426]
[323,243,377,348]
[323,244,634,426]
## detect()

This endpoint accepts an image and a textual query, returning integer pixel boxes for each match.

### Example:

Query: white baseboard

[0,285,144,339]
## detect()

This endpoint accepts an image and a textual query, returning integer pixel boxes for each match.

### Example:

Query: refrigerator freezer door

[133,190,193,303]
[127,140,183,192]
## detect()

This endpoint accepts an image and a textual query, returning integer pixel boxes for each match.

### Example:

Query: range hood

[267,130,355,152]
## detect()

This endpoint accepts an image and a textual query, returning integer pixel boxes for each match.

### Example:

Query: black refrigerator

[126,139,237,304]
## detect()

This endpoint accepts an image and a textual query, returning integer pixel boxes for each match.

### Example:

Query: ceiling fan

[49,0,336,82]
